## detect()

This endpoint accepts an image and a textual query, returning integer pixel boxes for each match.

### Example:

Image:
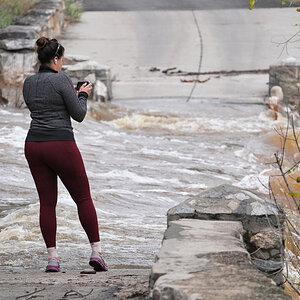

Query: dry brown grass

[265,129,300,298]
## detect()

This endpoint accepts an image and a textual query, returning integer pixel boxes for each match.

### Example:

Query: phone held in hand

[76,81,89,91]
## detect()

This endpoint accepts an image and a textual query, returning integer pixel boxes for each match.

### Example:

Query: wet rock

[149,219,291,300]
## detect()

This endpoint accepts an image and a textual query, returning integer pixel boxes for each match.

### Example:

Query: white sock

[47,247,58,259]
[91,241,102,253]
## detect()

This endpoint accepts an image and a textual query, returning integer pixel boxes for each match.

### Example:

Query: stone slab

[149,219,291,300]
[0,25,39,40]
[63,60,110,73]
[0,39,36,51]
[167,184,282,234]
[33,0,64,10]
[15,9,54,27]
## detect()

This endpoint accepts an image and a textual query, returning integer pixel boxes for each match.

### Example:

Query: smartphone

[76,81,89,91]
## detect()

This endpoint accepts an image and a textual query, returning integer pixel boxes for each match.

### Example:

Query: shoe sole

[45,266,60,272]
[89,258,108,272]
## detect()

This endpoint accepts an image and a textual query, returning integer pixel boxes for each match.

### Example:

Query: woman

[23,37,108,272]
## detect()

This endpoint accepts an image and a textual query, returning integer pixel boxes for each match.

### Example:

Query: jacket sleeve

[22,77,31,107]
[57,73,88,122]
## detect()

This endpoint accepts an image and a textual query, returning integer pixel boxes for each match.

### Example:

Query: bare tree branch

[274,153,300,211]
[16,288,46,299]
[291,116,300,153]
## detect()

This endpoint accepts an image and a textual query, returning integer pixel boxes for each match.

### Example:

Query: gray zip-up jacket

[23,65,88,141]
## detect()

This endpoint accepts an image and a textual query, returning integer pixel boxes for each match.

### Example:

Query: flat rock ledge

[148,184,291,300]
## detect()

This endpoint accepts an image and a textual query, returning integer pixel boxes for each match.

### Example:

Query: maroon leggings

[25,141,100,248]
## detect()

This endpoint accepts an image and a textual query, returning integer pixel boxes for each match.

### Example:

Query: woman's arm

[57,73,89,122]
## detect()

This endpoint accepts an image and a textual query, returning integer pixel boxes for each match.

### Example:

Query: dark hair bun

[35,36,64,64]
[36,37,50,52]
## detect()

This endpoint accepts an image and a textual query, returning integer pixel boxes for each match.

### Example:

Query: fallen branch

[180,78,210,83]
[162,67,177,74]
[150,66,269,77]
[184,68,268,76]
[16,288,46,299]
[62,289,94,298]
[165,68,268,76]
[274,153,300,212]
[149,67,160,72]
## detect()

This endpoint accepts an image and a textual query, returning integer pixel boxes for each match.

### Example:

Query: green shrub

[0,0,38,28]
[64,0,83,22]
[0,0,82,29]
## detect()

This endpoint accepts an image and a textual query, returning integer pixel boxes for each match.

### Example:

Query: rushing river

[0,97,281,270]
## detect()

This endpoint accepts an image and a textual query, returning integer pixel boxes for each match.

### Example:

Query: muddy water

[0,98,280,270]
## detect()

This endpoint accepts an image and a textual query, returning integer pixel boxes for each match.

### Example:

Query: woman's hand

[79,83,93,96]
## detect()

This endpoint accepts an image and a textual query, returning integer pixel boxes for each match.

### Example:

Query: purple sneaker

[45,257,60,272]
[89,250,108,272]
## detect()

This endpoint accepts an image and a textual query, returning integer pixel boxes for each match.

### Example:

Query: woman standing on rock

[23,36,108,273]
